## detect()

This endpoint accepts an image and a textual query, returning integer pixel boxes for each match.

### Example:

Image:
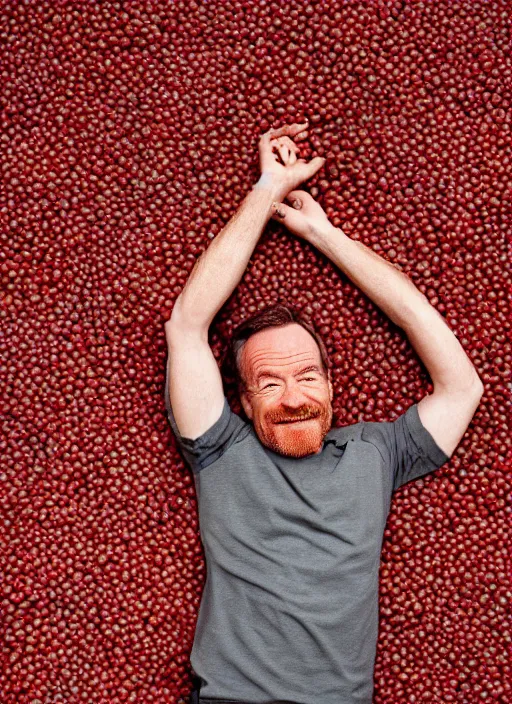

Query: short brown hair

[221,304,331,394]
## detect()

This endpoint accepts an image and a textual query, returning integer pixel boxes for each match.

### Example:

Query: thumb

[270,199,311,240]
[271,200,304,229]
[271,201,288,220]
[286,190,307,210]
[302,156,326,180]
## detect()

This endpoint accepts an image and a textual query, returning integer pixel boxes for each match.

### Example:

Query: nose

[279,379,308,410]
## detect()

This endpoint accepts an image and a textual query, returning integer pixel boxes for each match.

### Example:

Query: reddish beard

[259,402,333,458]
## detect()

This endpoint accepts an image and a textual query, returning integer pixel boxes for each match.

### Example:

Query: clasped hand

[258,122,332,242]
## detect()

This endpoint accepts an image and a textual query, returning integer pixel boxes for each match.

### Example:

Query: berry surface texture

[1,1,510,703]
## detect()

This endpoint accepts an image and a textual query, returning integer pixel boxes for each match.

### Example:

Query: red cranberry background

[1,1,510,702]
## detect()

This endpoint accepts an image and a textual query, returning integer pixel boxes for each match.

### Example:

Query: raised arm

[167,121,325,331]
[271,188,484,458]
[164,123,325,441]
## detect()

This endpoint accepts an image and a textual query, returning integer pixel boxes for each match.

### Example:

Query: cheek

[257,400,273,417]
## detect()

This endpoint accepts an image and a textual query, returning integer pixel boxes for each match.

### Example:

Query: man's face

[239,324,333,459]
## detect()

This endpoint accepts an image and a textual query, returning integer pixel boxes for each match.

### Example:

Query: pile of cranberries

[1,1,510,702]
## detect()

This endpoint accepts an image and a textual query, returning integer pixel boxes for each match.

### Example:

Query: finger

[270,201,307,235]
[286,189,314,209]
[259,129,279,153]
[286,189,306,201]
[270,140,289,164]
[270,136,299,157]
[262,125,307,161]
[276,136,300,153]
[301,156,326,180]
[287,194,302,208]
[272,202,287,219]
[270,143,281,161]
[277,144,290,163]
[267,121,309,140]
[285,190,306,209]
[287,189,307,198]
[288,149,297,165]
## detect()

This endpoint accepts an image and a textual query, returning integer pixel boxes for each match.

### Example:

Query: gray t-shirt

[164,374,449,704]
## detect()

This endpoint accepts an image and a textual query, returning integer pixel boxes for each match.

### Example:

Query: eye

[263,383,278,389]
[302,377,316,381]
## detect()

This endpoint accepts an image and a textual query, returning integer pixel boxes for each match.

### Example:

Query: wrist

[247,179,281,222]
[252,172,282,199]
[310,222,343,247]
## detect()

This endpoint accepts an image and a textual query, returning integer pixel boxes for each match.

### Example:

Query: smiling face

[239,323,333,458]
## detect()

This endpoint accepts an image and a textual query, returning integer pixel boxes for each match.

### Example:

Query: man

[164,122,483,704]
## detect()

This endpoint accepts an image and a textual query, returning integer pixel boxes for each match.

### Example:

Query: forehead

[242,324,321,378]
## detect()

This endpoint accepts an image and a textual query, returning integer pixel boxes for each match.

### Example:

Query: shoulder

[325,409,411,463]
[168,396,252,473]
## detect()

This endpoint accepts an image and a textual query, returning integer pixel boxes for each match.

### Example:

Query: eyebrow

[255,364,322,383]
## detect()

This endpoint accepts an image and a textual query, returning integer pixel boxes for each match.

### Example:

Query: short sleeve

[361,403,451,491]
[164,359,250,474]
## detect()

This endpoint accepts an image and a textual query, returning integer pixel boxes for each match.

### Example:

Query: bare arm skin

[170,186,276,331]
[164,123,325,440]
[271,188,484,457]
[169,122,324,331]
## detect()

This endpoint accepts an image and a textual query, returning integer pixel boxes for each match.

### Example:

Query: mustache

[270,407,321,424]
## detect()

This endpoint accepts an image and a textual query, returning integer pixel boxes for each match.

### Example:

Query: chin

[260,423,326,458]
[278,445,322,459]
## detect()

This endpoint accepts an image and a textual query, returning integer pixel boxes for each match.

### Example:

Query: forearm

[171,182,277,329]
[310,225,482,391]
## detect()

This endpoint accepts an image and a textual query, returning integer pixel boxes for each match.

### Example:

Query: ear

[327,371,333,402]
[240,389,254,420]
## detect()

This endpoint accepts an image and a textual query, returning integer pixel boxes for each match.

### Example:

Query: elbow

[166,296,184,324]
[467,365,484,398]
[459,373,485,400]
[165,297,191,332]
[461,360,485,398]
[164,299,211,343]
[434,370,484,399]
[468,377,484,416]
[472,375,485,399]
